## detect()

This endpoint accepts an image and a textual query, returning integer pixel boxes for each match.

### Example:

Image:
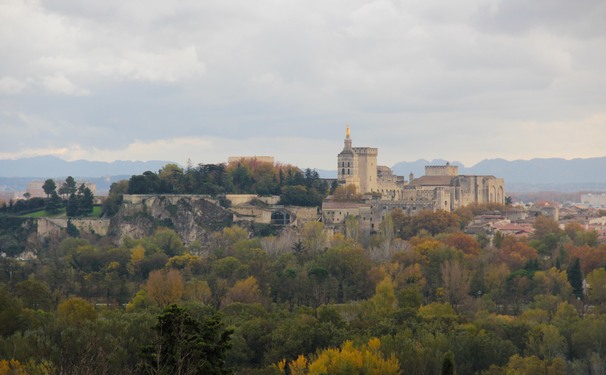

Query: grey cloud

[0,0,605,165]
[474,0,606,37]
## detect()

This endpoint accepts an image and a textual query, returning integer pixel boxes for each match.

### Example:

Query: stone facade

[37,217,110,237]
[581,193,606,208]
[327,128,505,228]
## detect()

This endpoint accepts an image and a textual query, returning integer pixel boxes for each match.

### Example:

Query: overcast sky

[1,0,605,170]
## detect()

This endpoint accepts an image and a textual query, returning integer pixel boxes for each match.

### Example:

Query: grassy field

[91,206,102,217]
[22,208,66,218]
[21,205,103,218]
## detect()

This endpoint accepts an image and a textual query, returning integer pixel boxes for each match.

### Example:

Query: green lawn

[22,208,66,218]
[21,205,103,218]
[91,205,102,217]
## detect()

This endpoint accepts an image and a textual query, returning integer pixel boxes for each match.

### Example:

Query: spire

[344,125,352,151]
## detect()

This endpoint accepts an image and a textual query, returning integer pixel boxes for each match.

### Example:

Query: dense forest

[2,162,606,374]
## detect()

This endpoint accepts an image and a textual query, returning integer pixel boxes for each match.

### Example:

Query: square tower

[337,127,378,194]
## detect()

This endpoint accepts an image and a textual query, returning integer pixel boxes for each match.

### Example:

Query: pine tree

[139,304,233,375]
[441,351,456,375]
[568,258,583,299]
[78,185,94,216]
[66,193,78,217]
[45,191,63,214]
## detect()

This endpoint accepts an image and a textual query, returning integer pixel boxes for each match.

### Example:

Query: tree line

[122,161,332,209]
[2,205,606,374]
[1,176,94,217]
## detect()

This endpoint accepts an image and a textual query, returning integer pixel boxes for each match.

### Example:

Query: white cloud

[0,77,29,95]
[42,74,90,96]
[100,47,205,83]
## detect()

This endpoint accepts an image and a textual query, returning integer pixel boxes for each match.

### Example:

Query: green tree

[56,297,97,327]
[102,180,128,217]
[77,184,94,216]
[139,304,233,375]
[128,171,161,194]
[158,163,184,193]
[66,218,80,237]
[0,285,26,336]
[46,191,63,214]
[59,176,77,197]
[441,351,456,375]
[587,268,606,310]
[14,279,52,311]
[152,228,185,257]
[567,258,583,299]
[42,178,57,197]
[66,193,79,217]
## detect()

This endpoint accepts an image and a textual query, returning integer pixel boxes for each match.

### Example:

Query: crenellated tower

[337,126,378,194]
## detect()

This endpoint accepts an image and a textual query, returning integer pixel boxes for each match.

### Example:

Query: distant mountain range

[0,156,171,178]
[1,155,606,195]
[391,158,606,193]
[324,157,606,192]
[0,156,172,195]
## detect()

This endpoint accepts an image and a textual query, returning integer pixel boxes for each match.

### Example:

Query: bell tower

[338,126,355,186]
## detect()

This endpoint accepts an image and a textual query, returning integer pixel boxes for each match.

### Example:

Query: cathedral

[324,127,505,229]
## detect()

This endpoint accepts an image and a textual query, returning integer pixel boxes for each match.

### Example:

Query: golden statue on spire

[346,125,350,138]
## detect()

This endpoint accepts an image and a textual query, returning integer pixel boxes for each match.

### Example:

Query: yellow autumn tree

[369,277,398,317]
[184,279,212,304]
[0,359,24,375]
[128,245,145,275]
[221,276,262,307]
[504,355,565,375]
[146,268,185,307]
[56,297,97,327]
[275,338,400,375]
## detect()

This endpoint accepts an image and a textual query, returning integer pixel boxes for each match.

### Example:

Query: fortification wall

[288,206,319,225]
[226,194,280,206]
[425,164,459,176]
[231,207,273,224]
[37,218,110,236]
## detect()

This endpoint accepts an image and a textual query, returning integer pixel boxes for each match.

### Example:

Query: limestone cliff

[108,195,233,244]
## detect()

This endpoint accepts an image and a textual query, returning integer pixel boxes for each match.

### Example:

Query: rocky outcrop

[108,195,233,244]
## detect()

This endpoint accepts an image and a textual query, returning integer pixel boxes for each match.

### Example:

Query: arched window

[271,211,292,225]
[347,169,350,175]
[342,168,345,175]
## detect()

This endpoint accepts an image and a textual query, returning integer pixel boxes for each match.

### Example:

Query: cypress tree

[568,258,583,299]
[441,351,456,375]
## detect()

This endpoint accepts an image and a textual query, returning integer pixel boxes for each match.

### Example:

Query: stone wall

[425,164,459,176]
[226,194,280,206]
[37,218,110,237]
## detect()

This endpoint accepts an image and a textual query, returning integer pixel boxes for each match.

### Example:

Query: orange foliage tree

[567,244,606,274]
[497,236,538,270]
[442,232,481,258]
